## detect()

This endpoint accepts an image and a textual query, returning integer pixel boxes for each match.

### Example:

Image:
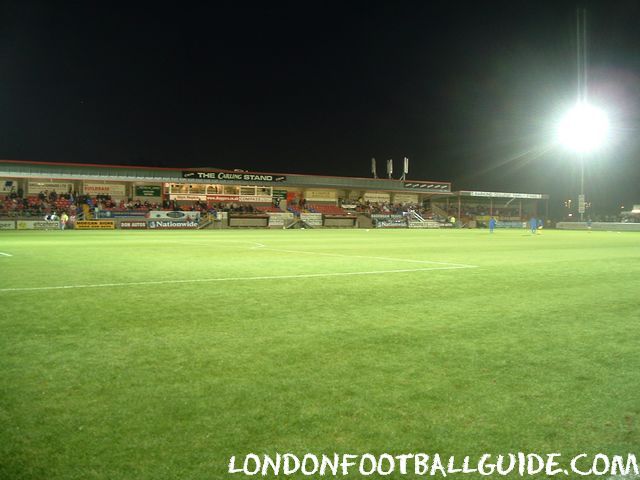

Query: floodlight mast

[577,8,587,220]
[564,9,609,220]
[555,8,607,220]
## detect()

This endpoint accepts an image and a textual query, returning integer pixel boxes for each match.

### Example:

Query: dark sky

[1,1,640,212]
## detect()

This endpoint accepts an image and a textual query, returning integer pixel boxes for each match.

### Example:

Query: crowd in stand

[208,203,262,214]
[2,189,79,217]
[0,188,513,221]
[346,201,435,218]
[345,201,534,222]
[0,189,275,218]
[447,205,522,218]
[4,188,637,223]
[165,201,269,214]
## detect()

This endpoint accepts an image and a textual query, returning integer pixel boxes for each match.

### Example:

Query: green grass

[0,228,639,479]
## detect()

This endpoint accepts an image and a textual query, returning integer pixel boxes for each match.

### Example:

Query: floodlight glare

[557,103,609,153]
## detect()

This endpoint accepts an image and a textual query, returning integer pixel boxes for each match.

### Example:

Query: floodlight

[557,102,609,153]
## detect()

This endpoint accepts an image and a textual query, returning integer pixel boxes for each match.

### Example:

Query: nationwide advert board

[148,220,198,229]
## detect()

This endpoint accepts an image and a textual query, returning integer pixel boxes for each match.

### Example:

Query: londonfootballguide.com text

[228,452,638,477]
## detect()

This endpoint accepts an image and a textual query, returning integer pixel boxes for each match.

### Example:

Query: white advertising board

[148,210,201,220]
[463,191,544,199]
[16,220,60,230]
[1,179,17,194]
[83,183,127,197]
[305,189,337,201]
[300,213,323,226]
[267,212,294,226]
[393,193,419,204]
[363,192,391,203]
[28,182,72,195]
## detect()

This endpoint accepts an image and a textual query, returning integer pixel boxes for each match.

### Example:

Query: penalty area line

[0,252,12,257]
[0,265,477,293]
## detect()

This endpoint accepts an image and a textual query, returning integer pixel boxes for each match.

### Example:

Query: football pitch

[1,228,639,479]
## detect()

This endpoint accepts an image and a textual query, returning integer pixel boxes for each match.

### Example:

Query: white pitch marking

[252,246,476,268]
[0,252,12,257]
[0,265,476,293]
[174,241,266,248]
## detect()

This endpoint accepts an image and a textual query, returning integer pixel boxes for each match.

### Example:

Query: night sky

[1,1,640,213]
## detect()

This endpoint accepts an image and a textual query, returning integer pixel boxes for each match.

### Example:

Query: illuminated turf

[0,229,638,479]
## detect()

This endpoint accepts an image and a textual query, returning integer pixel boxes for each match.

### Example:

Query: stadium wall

[556,222,640,232]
